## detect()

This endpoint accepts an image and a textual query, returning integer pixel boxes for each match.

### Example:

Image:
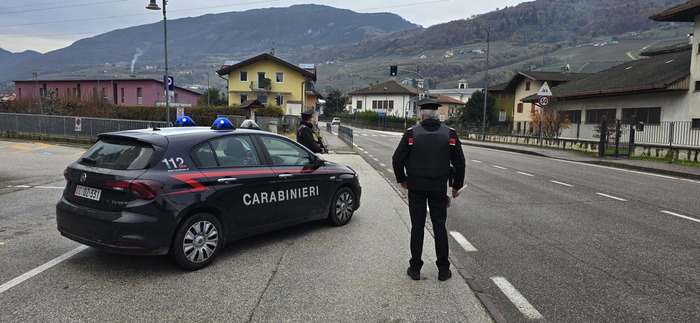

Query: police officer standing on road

[392,98,466,281]
[297,109,325,154]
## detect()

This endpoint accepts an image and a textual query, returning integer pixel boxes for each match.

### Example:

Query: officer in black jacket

[392,98,466,281]
[297,109,325,153]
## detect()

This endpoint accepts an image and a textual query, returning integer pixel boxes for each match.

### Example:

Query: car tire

[328,187,355,226]
[170,213,223,271]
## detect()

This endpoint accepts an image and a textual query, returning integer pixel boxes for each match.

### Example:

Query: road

[347,125,700,323]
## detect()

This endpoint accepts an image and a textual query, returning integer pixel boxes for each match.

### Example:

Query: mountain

[0,4,417,88]
[0,1,691,94]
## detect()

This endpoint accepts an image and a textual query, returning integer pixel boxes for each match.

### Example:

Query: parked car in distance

[331,117,341,125]
[56,117,361,270]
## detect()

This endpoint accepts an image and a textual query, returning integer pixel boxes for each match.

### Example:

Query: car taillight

[63,168,69,181]
[104,180,164,200]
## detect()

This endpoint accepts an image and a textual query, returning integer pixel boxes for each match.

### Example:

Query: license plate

[75,185,102,201]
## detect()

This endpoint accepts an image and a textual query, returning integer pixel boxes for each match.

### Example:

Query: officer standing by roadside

[297,109,326,153]
[392,98,466,281]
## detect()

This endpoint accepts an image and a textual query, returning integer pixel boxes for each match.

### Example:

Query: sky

[0,0,529,54]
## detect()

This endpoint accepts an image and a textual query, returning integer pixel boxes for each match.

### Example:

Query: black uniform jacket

[392,119,466,191]
[296,121,323,153]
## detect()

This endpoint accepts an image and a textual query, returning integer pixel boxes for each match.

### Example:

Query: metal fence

[0,113,168,139]
[557,121,700,147]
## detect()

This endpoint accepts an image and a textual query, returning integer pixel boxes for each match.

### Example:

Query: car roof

[97,126,285,148]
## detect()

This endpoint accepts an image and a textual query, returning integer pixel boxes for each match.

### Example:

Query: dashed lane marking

[661,210,700,224]
[471,159,482,163]
[517,171,534,177]
[491,165,507,170]
[491,277,544,320]
[379,163,386,167]
[596,193,627,201]
[550,180,573,187]
[0,245,88,295]
[449,231,478,252]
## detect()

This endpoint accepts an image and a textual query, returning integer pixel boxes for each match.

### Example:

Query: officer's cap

[417,98,441,110]
[300,109,315,116]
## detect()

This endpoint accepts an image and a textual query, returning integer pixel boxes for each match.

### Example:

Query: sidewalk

[462,140,700,181]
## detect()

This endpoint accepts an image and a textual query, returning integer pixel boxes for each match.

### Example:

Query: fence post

[598,116,607,157]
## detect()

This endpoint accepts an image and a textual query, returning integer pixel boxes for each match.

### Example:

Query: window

[388,100,394,109]
[77,84,81,98]
[561,110,582,123]
[499,92,508,100]
[240,71,248,82]
[622,107,661,124]
[257,95,268,104]
[276,72,284,83]
[585,109,616,124]
[692,119,700,129]
[275,94,284,106]
[530,103,536,114]
[499,109,506,122]
[258,72,266,88]
[136,87,142,105]
[121,88,125,103]
[259,136,312,166]
[240,94,248,104]
[525,82,531,91]
[517,103,523,113]
[208,136,260,167]
[356,101,362,110]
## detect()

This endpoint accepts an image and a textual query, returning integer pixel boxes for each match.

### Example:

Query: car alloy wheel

[171,213,222,270]
[328,187,354,226]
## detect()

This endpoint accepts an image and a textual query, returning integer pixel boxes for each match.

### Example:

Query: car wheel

[170,213,223,271]
[328,187,355,226]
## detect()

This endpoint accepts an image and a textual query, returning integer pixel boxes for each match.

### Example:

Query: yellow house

[216,53,318,115]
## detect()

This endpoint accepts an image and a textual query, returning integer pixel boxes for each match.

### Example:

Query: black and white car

[56,117,361,270]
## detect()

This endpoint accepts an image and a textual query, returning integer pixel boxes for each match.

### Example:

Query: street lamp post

[146,0,170,125]
[482,27,490,141]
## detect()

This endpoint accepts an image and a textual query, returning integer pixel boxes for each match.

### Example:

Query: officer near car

[392,98,466,281]
[297,109,326,153]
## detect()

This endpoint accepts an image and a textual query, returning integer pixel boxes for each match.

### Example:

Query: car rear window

[79,138,155,170]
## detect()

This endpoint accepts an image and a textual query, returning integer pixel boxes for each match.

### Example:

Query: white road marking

[373,158,379,162]
[471,159,482,163]
[379,163,386,167]
[449,231,478,252]
[35,186,64,189]
[596,193,627,201]
[517,171,534,177]
[492,165,507,170]
[0,245,88,294]
[491,277,544,320]
[661,210,700,224]
[550,180,573,187]
[387,168,394,173]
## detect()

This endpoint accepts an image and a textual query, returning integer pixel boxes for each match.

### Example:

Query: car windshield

[79,138,154,170]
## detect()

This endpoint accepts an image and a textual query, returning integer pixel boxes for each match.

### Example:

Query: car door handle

[278,173,294,179]
[217,177,238,183]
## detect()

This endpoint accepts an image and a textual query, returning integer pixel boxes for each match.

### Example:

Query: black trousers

[408,189,450,271]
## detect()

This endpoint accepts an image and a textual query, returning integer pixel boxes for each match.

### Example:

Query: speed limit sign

[538,96,550,107]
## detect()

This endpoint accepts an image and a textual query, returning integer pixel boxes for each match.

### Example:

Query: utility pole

[482,27,490,141]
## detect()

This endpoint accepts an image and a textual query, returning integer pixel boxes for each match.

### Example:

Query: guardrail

[337,125,353,148]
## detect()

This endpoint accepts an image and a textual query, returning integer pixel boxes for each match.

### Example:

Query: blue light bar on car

[175,116,196,127]
[211,117,235,130]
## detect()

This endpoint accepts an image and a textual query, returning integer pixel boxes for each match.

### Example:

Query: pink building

[14,78,201,107]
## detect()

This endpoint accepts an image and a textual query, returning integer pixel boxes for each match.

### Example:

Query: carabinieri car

[56,117,361,270]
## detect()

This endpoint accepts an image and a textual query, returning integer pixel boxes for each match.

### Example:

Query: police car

[56,117,361,270]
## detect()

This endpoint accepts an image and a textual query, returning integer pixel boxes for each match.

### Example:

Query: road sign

[74,117,82,132]
[177,108,184,118]
[164,76,174,91]
[537,82,552,96]
[538,96,550,108]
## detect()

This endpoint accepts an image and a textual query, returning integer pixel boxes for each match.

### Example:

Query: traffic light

[389,66,398,76]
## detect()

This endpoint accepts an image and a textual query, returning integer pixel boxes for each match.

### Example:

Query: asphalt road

[348,126,700,323]
[0,139,493,322]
